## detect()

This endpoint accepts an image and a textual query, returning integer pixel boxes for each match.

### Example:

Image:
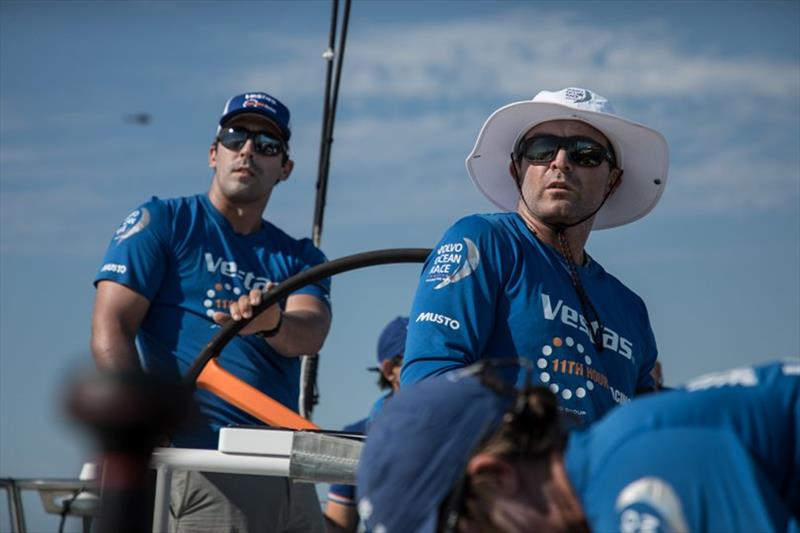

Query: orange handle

[196,358,320,430]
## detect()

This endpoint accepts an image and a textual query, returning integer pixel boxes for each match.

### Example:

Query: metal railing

[0,478,97,533]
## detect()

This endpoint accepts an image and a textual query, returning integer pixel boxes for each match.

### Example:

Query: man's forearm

[91,329,142,373]
[264,308,330,357]
[91,281,150,373]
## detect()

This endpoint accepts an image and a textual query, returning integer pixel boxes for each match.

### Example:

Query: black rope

[58,489,82,533]
[312,0,352,246]
[303,0,353,419]
[509,155,620,352]
[556,231,605,352]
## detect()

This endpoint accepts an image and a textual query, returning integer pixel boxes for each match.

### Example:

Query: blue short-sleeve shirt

[95,194,331,448]
[401,213,657,425]
[566,359,800,532]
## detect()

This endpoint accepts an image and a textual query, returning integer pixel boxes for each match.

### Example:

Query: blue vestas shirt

[565,360,800,532]
[401,213,657,425]
[94,194,331,448]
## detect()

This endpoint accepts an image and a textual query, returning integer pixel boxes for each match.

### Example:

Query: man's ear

[380,357,402,384]
[607,168,623,196]
[465,453,520,496]
[209,143,217,170]
[380,359,394,381]
[279,159,294,182]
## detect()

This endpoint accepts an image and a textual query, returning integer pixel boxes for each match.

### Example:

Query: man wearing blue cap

[402,87,668,427]
[358,358,800,532]
[324,316,408,532]
[91,92,332,532]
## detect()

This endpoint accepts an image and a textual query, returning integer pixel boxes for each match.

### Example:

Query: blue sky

[1,1,798,530]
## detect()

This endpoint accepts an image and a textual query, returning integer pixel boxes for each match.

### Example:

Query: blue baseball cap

[355,369,512,532]
[219,92,292,142]
[368,316,409,371]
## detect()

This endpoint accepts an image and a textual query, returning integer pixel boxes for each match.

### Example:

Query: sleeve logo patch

[113,208,151,244]
[616,477,689,533]
[685,367,757,391]
[415,311,461,330]
[424,237,480,289]
[100,263,127,275]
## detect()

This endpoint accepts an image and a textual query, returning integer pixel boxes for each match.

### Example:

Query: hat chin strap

[510,157,623,352]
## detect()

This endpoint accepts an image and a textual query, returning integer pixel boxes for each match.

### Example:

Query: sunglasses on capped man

[515,134,617,168]
[217,127,286,157]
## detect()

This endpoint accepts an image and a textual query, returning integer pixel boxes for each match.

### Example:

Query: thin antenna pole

[312,0,351,247]
[312,0,340,246]
[302,0,352,419]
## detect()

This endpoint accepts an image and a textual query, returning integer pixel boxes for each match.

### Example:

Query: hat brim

[465,101,668,230]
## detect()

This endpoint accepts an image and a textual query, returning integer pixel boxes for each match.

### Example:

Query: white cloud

[2,3,798,260]
[230,6,800,219]
[240,9,799,103]
[668,150,800,214]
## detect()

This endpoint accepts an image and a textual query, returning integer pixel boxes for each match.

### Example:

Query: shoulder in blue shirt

[402,212,657,426]
[566,359,800,531]
[95,194,332,448]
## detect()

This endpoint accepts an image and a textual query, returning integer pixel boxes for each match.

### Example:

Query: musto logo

[100,263,127,275]
[415,312,461,330]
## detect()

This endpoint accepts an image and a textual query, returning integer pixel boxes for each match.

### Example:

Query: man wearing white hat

[400,87,668,426]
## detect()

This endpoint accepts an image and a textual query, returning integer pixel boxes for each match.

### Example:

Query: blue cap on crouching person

[368,316,409,371]
[355,369,512,533]
[219,92,291,141]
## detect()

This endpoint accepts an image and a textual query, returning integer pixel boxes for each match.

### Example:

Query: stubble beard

[216,159,274,205]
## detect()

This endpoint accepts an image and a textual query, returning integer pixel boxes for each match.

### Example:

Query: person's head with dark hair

[357,359,800,533]
[210,93,294,212]
[438,379,586,533]
[368,316,408,392]
[356,359,585,533]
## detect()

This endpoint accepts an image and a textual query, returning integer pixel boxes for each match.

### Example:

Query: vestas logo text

[416,312,461,330]
[205,253,271,291]
[541,293,633,360]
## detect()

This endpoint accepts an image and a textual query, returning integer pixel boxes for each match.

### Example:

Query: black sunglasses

[515,134,616,168]
[217,127,286,157]
[440,359,551,533]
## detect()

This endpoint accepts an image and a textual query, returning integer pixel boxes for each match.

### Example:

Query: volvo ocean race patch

[615,477,689,533]
[425,238,480,289]
[113,208,150,244]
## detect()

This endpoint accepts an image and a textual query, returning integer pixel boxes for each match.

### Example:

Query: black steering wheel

[182,248,432,387]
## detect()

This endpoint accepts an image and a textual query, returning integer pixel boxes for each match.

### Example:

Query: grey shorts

[169,470,324,533]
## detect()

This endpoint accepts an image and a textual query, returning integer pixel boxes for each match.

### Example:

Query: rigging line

[312,0,338,246]
[312,0,352,246]
[304,0,352,419]
[317,0,351,244]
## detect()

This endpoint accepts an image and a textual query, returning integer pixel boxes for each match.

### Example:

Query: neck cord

[555,229,604,352]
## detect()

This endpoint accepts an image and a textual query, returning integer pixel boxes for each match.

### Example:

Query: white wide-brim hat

[465,87,669,230]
